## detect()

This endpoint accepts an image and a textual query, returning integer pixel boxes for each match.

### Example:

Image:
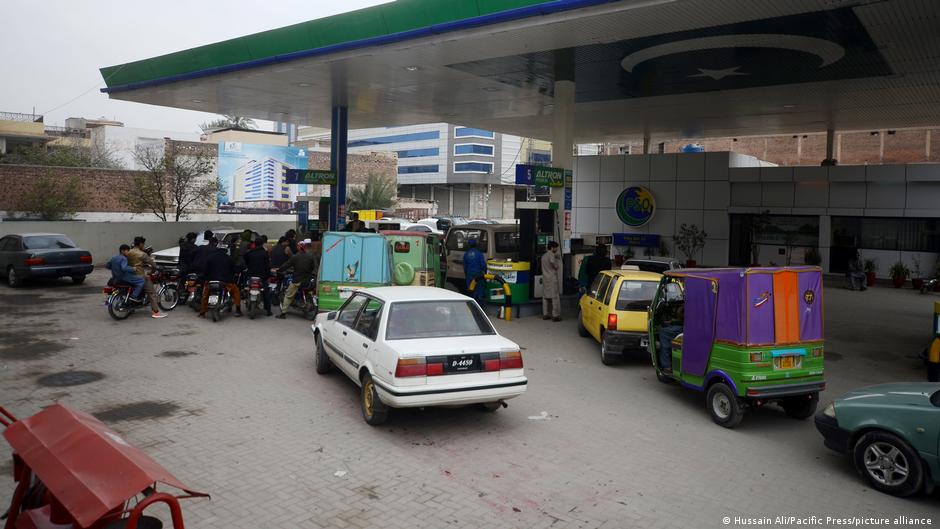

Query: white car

[152,228,259,268]
[311,286,527,425]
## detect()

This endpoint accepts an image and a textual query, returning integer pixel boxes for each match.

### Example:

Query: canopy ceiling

[101,0,940,142]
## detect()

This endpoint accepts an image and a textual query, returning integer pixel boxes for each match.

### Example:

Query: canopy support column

[552,79,575,293]
[329,106,348,230]
[822,128,837,166]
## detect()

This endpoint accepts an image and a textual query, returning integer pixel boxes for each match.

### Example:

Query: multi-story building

[297,123,551,219]
[232,157,292,203]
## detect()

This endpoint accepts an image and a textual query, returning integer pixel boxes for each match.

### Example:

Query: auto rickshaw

[927,301,940,381]
[648,266,826,428]
[380,231,444,287]
[317,231,392,311]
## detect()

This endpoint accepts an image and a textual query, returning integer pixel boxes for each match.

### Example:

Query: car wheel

[314,333,332,374]
[781,393,818,420]
[71,275,86,285]
[577,310,589,337]
[479,402,501,412]
[360,373,389,426]
[706,382,744,428]
[7,267,21,288]
[853,431,925,497]
[600,331,617,366]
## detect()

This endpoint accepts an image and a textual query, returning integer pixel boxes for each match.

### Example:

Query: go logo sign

[616,186,655,227]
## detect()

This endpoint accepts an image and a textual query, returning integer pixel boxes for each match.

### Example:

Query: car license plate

[208,295,219,304]
[640,337,649,348]
[250,289,260,295]
[775,355,800,370]
[446,354,480,374]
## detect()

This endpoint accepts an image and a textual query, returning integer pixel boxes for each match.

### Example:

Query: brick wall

[0,164,142,212]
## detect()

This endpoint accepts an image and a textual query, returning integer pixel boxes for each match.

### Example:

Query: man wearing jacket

[244,237,273,316]
[105,244,144,302]
[199,240,242,317]
[126,236,166,318]
[275,242,317,319]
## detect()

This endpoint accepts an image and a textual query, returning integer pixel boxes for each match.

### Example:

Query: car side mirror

[327,312,337,321]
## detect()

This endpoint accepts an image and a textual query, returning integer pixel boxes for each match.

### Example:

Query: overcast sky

[2,0,392,133]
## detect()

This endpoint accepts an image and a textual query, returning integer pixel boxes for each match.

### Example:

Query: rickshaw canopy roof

[3,404,206,529]
[663,266,823,347]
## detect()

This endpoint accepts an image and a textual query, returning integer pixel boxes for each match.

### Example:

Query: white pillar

[553,80,575,288]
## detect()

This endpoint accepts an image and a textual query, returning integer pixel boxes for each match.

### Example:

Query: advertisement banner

[515,164,565,187]
[217,142,308,214]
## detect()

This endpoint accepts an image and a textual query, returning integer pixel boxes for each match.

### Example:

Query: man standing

[200,239,242,318]
[847,250,867,291]
[244,237,273,316]
[345,212,365,232]
[178,232,198,274]
[126,236,167,318]
[105,244,144,303]
[275,242,317,319]
[191,230,215,274]
[585,244,612,289]
[462,238,486,302]
[541,241,562,322]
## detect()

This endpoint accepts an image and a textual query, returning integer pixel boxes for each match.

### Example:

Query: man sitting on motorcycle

[105,244,144,303]
[126,236,167,319]
[244,237,273,316]
[275,241,317,319]
[199,238,243,318]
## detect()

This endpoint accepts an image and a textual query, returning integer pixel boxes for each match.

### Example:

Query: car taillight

[499,351,523,370]
[102,287,113,294]
[24,257,44,266]
[483,352,501,372]
[395,358,426,378]
[426,362,444,376]
[79,255,93,263]
[750,352,764,362]
[607,314,618,331]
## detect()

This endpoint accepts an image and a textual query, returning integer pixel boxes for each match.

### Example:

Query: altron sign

[616,186,655,227]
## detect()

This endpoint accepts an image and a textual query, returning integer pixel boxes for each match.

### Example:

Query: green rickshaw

[380,230,444,287]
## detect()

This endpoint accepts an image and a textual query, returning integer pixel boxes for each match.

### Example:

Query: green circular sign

[616,186,655,227]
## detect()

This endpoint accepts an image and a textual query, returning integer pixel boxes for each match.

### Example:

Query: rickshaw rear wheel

[706,382,744,428]
[781,393,818,420]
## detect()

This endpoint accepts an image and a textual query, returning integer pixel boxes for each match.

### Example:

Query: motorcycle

[244,276,265,320]
[205,281,233,322]
[152,268,181,311]
[103,278,154,321]
[184,273,205,310]
[920,276,938,294]
[277,273,318,320]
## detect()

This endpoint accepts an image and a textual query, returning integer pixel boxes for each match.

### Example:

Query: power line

[40,65,126,117]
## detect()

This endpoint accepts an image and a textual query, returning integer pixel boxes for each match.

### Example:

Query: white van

[444,224,520,289]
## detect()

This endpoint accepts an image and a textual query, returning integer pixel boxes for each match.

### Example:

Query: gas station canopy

[101,0,940,141]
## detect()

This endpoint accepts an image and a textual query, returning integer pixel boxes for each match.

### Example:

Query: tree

[126,143,224,221]
[672,223,707,263]
[1,141,123,169]
[199,115,257,132]
[14,171,86,220]
[346,173,397,211]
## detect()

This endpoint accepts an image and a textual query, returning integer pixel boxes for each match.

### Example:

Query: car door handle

[362,343,369,348]
[342,330,347,336]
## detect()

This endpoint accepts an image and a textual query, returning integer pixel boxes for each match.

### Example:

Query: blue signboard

[296,201,309,227]
[284,168,336,185]
[564,187,572,210]
[613,233,661,247]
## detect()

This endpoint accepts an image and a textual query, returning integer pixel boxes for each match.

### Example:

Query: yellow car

[578,269,663,365]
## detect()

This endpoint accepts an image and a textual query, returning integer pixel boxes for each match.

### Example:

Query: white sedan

[311,287,527,425]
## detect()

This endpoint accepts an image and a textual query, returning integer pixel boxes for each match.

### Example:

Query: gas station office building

[572,151,940,278]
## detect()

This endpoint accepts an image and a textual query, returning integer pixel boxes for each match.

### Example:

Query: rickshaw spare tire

[393,262,415,286]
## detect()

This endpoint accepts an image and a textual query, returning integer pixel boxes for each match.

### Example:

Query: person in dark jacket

[199,242,242,317]
[270,236,291,268]
[285,229,299,255]
[178,232,198,273]
[244,237,273,316]
[585,244,612,289]
[191,231,216,275]
[275,242,317,319]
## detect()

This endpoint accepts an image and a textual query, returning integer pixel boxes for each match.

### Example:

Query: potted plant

[911,256,925,291]
[673,223,707,268]
[889,261,910,288]
[863,259,877,287]
[804,248,822,266]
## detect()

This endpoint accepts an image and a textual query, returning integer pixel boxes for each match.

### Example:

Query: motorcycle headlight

[822,402,836,419]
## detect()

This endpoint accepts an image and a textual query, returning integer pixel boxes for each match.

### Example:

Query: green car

[816,382,940,497]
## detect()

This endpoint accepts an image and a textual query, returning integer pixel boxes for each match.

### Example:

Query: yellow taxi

[578,268,663,365]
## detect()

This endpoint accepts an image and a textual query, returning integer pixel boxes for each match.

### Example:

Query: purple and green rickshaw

[648,266,826,428]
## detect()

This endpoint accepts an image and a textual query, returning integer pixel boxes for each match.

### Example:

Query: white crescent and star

[620,34,846,80]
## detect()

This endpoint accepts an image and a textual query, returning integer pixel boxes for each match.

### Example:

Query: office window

[454,162,494,173]
[529,152,551,164]
[454,144,494,156]
[454,127,494,139]
[398,165,440,174]
[397,147,439,158]
[832,217,940,252]
[348,131,440,148]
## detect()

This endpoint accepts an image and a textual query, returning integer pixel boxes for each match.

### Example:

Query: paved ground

[0,273,937,529]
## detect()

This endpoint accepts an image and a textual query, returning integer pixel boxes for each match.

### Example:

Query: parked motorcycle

[153,268,181,311]
[184,273,204,310]
[921,276,938,294]
[244,276,264,320]
[205,281,233,322]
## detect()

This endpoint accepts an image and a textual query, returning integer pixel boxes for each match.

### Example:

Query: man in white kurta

[540,241,562,321]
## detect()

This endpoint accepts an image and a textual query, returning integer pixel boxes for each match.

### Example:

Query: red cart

[1,404,208,529]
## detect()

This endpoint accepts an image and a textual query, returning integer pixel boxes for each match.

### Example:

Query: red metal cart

[1,404,208,529]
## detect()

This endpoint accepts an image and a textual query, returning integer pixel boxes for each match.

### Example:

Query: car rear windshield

[626,261,670,273]
[494,231,519,253]
[615,280,659,311]
[23,235,76,250]
[386,300,495,340]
